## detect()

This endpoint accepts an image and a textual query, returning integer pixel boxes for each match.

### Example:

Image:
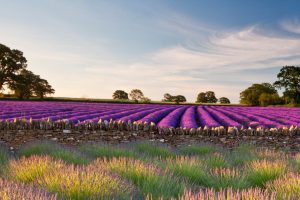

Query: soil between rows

[1,130,300,154]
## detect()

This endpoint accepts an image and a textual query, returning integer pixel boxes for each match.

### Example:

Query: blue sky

[1,0,300,103]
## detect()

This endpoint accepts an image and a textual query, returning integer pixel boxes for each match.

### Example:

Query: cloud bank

[85,16,300,102]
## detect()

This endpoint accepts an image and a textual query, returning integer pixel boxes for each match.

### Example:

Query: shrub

[38,164,131,199]
[94,157,185,199]
[266,173,300,199]
[203,153,229,168]
[247,159,286,187]
[208,167,248,190]
[8,156,65,183]
[165,156,209,186]
[0,178,57,200]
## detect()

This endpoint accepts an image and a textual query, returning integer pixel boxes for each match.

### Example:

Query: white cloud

[281,18,300,34]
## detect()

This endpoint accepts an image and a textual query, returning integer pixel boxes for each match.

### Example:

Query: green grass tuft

[95,157,185,199]
[134,142,175,158]
[208,167,249,190]
[203,153,229,168]
[80,144,136,159]
[179,144,216,156]
[38,164,131,200]
[228,144,256,166]
[18,142,88,165]
[8,155,65,183]
[0,147,9,166]
[165,156,210,187]
[247,159,286,187]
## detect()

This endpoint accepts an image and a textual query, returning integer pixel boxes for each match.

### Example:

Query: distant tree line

[112,89,151,103]
[113,89,230,105]
[195,91,230,104]
[0,43,55,99]
[162,93,187,104]
[240,66,300,106]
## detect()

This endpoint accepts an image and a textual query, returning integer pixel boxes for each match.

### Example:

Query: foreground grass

[95,157,185,199]
[0,178,57,200]
[1,141,300,199]
[18,142,89,165]
[80,144,136,159]
[133,142,176,158]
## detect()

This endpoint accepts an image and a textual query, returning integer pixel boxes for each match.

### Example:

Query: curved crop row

[0,101,298,129]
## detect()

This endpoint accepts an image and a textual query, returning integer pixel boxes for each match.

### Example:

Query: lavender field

[0,101,299,129]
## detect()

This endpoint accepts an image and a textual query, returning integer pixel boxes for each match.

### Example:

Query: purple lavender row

[65,105,155,122]
[230,107,300,121]
[118,107,163,122]
[89,106,164,122]
[237,107,300,125]
[241,111,295,126]
[223,107,290,127]
[0,102,141,119]
[180,106,198,128]
[222,107,284,128]
[197,106,220,127]
[157,106,188,128]
[138,107,177,124]
[204,106,241,128]
[213,106,253,127]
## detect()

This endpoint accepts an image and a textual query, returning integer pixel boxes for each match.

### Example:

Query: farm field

[0,101,299,129]
[1,141,300,199]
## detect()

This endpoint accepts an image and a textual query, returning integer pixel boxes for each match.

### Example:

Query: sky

[1,0,300,103]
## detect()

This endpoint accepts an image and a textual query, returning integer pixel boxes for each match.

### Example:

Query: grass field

[0,141,300,199]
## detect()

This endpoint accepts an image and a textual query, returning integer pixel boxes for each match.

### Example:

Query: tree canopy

[196,91,218,103]
[162,93,186,104]
[129,89,144,103]
[0,43,27,90]
[274,66,300,104]
[8,69,55,99]
[173,95,186,104]
[0,43,54,99]
[219,97,230,104]
[112,90,129,100]
[240,83,277,106]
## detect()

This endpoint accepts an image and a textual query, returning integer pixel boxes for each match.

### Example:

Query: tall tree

[8,69,54,99]
[206,91,218,103]
[112,90,129,100]
[219,97,230,104]
[274,66,300,104]
[8,69,35,99]
[173,95,186,104]
[196,91,218,103]
[0,43,27,90]
[258,93,281,106]
[32,76,55,99]
[196,92,207,103]
[240,83,277,106]
[162,93,173,102]
[129,89,144,103]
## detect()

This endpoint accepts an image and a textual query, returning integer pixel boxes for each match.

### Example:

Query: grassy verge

[80,143,136,159]
[18,141,88,165]
[0,141,300,199]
